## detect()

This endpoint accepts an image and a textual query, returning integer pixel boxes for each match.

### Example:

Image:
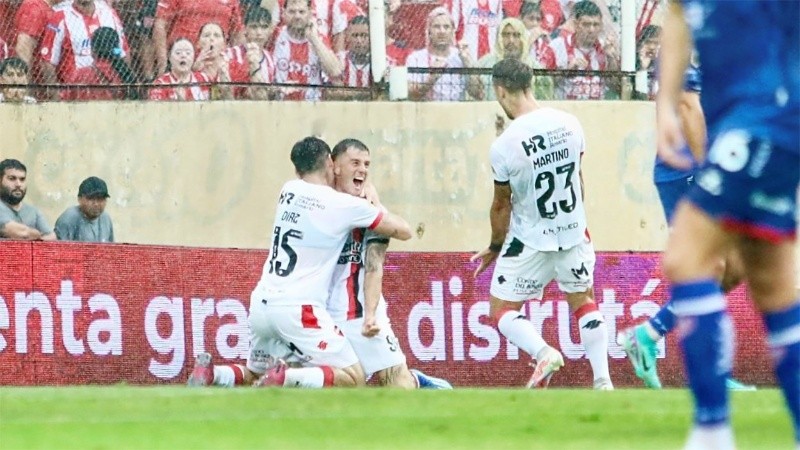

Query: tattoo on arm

[365,241,388,272]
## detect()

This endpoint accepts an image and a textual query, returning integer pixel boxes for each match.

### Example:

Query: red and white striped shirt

[271,26,332,101]
[226,44,276,98]
[540,32,608,100]
[271,0,363,42]
[148,71,212,101]
[13,0,57,83]
[452,0,502,61]
[39,1,128,82]
[336,51,370,88]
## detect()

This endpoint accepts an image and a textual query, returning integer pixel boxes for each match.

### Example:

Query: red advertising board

[0,242,772,387]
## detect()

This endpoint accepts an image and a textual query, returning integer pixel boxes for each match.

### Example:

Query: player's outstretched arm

[372,211,412,241]
[362,240,389,337]
[471,182,512,277]
[656,0,693,169]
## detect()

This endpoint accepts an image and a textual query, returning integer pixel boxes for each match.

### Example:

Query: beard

[0,186,25,206]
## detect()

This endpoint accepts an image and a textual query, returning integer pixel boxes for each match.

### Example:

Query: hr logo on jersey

[521,135,546,156]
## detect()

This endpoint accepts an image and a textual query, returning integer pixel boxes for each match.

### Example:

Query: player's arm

[678,90,706,163]
[362,238,389,337]
[371,210,412,241]
[470,181,511,277]
[655,0,693,169]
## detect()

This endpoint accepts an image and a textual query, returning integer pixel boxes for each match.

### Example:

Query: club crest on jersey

[338,239,363,264]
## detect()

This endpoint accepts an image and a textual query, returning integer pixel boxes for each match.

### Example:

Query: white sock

[497,309,548,358]
[284,367,326,388]
[577,309,611,382]
[684,424,735,450]
[212,365,240,387]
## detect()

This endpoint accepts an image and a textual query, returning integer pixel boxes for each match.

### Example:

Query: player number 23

[535,162,577,219]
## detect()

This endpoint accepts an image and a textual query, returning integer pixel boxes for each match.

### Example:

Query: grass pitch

[0,387,793,450]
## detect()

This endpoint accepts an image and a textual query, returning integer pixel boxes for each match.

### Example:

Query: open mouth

[353,176,364,191]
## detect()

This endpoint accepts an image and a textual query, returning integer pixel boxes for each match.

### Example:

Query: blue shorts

[686,131,798,243]
[655,175,693,224]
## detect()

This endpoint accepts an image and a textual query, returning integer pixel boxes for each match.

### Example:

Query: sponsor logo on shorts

[750,191,795,216]
[513,277,543,295]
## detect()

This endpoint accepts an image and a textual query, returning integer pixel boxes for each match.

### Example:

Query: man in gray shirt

[0,159,56,240]
[55,176,114,243]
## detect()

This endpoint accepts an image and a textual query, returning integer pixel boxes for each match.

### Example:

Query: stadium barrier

[0,241,773,387]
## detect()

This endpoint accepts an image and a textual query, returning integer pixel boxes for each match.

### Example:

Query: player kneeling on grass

[188,136,413,388]
[328,138,452,389]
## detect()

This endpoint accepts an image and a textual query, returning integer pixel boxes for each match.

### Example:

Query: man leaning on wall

[55,176,114,243]
[0,159,56,241]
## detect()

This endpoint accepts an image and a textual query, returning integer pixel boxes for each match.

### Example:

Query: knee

[378,365,416,389]
[338,364,366,387]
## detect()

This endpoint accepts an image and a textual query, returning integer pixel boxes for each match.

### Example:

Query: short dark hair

[290,137,331,175]
[492,58,533,93]
[332,138,370,161]
[283,0,312,9]
[520,1,540,18]
[349,15,369,27]
[638,24,661,44]
[0,57,29,77]
[245,7,272,25]
[573,1,602,20]
[0,159,27,178]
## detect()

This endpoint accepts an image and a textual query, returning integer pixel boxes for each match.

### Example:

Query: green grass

[0,387,793,450]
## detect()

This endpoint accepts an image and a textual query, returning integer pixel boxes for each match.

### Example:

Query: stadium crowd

[0,0,659,102]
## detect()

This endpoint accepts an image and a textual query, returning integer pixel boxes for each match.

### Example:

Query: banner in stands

[0,242,771,387]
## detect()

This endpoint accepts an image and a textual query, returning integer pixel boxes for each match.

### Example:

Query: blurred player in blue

[656,1,799,448]
[617,60,754,392]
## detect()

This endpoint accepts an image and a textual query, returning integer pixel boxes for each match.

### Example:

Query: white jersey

[491,107,588,251]
[252,179,383,308]
[327,228,390,322]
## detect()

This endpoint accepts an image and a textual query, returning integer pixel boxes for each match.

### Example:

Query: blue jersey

[653,63,703,183]
[682,0,799,153]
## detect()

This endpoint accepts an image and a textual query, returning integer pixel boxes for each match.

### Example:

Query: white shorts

[246,299,359,374]
[490,237,595,302]
[337,316,406,376]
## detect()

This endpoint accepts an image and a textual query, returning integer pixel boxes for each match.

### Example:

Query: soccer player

[656,1,798,448]
[188,136,413,388]
[617,60,753,392]
[471,58,612,390]
[328,138,453,389]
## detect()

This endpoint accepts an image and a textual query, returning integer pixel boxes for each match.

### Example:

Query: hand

[361,181,382,207]
[469,247,500,278]
[362,316,380,338]
[656,103,693,169]
[194,46,214,71]
[457,40,472,62]
[246,42,262,68]
[304,21,319,41]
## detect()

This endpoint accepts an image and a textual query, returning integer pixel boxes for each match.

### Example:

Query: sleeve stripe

[367,211,384,230]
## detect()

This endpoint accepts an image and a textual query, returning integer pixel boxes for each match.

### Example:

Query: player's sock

[212,364,246,387]
[496,308,547,358]
[762,301,800,442]
[671,279,732,438]
[575,303,611,382]
[684,424,735,450]
[283,366,335,388]
[648,301,676,338]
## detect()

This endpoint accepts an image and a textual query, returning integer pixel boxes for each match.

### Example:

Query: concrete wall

[0,100,666,251]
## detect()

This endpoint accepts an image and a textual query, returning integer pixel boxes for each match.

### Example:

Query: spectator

[13,0,64,90]
[149,37,212,101]
[0,57,36,103]
[451,0,502,62]
[192,22,234,100]
[520,1,549,66]
[269,0,364,54]
[225,7,277,100]
[0,159,56,241]
[328,15,371,100]
[406,7,483,101]
[477,18,553,100]
[636,24,660,71]
[272,0,343,101]
[153,0,246,76]
[540,0,618,99]
[116,0,159,80]
[39,0,129,101]
[54,176,114,243]
[0,0,20,47]
[65,27,138,101]
[384,1,409,68]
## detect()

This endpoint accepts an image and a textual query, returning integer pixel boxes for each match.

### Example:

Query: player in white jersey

[471,58,612,390]
[327,138,453,389]
[187,137,412,388]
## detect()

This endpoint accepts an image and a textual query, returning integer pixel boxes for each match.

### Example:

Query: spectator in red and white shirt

[384,1,408,68]
[63,26,137,101]
[520,1,549,68]
[272,0,342,101]
[0,0,21,47]
[225,7,277,100]
[191,21,234,100]
[39,0,129,100]
[153,0,245,76]
[451,0,502,62]
[14,0,64,82]
[149,37,212,100]
[328,14,370,100]
[539,0,618,99]
[269,0,363,54]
